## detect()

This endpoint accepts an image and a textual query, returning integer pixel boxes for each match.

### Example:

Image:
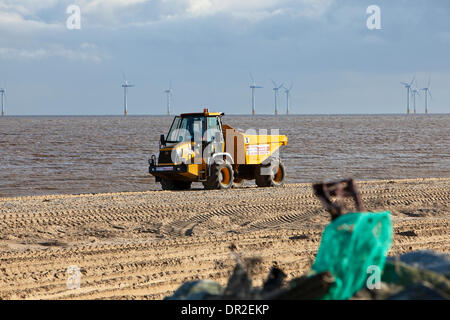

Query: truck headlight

[177,149,185,164]
[171,148,182,164]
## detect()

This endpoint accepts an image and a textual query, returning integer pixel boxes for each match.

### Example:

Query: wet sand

[0,178,448,299]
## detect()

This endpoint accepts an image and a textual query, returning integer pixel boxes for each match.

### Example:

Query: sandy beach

[0,178,449,300]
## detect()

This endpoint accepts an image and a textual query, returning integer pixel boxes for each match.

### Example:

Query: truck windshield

[166,116,205,144]
[165,115,222,145]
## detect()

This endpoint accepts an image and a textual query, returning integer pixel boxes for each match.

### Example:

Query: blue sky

[0,0,449,115]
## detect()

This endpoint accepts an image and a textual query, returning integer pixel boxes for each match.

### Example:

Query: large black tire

[160,179,192,191]
[255,160,286,188]
[203,162,234,190]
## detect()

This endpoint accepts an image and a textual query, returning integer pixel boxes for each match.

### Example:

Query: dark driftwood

[223,263,253,299]
[262,266,287,293]
[266,271,335,300]
[313,178,365,220]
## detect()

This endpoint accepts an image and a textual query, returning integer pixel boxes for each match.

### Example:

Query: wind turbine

[0,86,5,117]
[249,73,263,115]
[421,78,432,114]
[122,74,135,117]
[411,88,420,114]
[271,80,284,115]
[401,77,415,114]
[283,83,293,115]
[165,81,172,115]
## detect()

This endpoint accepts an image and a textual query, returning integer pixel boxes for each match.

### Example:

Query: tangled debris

[166,179,450,300]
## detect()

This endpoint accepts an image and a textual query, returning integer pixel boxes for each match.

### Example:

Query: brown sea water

[0,115,449,197]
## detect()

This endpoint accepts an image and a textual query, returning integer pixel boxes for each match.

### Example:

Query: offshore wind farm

[0,74,442,117]
[401,76,434,115]
[92,73,440,117]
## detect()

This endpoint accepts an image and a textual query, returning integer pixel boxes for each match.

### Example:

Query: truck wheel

[203,162,234,190]
[161,179,192,191]
[255,160,286,187]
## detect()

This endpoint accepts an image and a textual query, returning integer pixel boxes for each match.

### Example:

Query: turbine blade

[249,72,255,85]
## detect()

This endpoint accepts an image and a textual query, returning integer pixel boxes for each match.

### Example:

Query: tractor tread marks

[0,178,448,300]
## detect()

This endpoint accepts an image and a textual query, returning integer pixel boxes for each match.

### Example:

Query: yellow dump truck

[149,109,288,190]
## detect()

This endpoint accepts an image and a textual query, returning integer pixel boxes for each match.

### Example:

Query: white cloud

[81,0,149,11]
[73,0,151,25]
[0,0,334,30]
[163,0,334,21]
[0,9,61,32]
[0,0,335,63]
[78,0,149,16]
[0,0,60,16]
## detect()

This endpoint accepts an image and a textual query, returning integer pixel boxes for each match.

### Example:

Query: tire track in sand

[0,178,448,299]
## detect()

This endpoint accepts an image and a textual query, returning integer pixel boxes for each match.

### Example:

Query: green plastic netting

[310,211,393,300]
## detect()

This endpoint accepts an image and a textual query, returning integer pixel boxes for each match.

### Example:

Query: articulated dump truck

[149,109,288,190]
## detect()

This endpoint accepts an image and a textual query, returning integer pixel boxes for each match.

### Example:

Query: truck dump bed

[222,124,288,165]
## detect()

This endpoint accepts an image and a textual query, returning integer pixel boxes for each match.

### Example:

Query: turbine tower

[249,73,263,115]
[421,78,432,114]
[401,77,415,114]
[283,83,293,115]
[165,81,172,115]
[411,89,420,114]
[0,87,5,117]
[122,75,134,117]
[271,80,284,115]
